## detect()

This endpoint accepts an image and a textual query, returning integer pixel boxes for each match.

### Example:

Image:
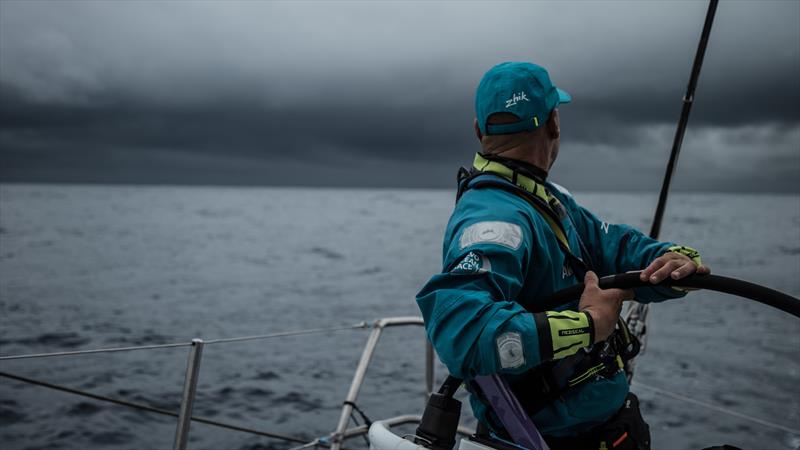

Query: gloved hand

[579,271,633,342]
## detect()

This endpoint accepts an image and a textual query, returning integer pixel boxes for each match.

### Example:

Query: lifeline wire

[0,371,357,449]
[0,342,192,361]
[634,381,800,436]
[203,322,368,345]
[287,438,323,450]
[0,322,369,361]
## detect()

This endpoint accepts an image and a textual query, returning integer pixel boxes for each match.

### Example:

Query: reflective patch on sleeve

[459,221,523,250]
[496,331,525,369]
[450,251,492,275]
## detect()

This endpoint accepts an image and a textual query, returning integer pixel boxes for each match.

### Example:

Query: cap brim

[556,87,572,104]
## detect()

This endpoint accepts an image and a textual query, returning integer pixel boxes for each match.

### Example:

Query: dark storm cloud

[1,1,798,190]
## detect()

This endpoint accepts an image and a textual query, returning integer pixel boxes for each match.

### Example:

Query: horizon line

[1,180,798,196]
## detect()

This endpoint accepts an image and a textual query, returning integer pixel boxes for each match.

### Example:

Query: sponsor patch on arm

[496,331,525,369]
[459,221,523,250]
[449,251,492,275]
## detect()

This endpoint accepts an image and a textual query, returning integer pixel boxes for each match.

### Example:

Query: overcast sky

[1,0,798,191]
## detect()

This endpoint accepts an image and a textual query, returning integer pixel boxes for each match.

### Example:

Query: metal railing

[174,339,204,450]
[0,317,438,449]
[329,316,432,450]
[6,315,793,448]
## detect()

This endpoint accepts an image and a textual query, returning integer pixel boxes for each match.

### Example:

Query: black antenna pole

[650,0,719,239]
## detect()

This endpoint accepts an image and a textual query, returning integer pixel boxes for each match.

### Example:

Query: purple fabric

[473,374,550,450]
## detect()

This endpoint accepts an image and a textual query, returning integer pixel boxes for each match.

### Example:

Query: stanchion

[173,338,204,450]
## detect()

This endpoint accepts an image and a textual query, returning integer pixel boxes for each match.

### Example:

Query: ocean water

[0,184,798,450]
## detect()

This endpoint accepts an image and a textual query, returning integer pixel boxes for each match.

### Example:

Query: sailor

[416,62,710,450]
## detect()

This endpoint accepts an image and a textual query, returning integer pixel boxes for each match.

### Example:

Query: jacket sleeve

[416,190,595,379]
[562,194,693,302]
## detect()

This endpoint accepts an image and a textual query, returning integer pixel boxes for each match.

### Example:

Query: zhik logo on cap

[505,91,530,108]
[475,62,571,136]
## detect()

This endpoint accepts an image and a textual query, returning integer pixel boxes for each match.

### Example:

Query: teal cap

[475,62,571,135]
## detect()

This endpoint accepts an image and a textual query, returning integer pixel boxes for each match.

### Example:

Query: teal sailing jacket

[416,154,694,437]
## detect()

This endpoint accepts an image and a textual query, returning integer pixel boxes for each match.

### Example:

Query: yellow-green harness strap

[472,153,572,251]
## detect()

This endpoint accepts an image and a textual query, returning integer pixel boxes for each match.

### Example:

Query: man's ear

[547,109,560,139]
[474,118,483,141]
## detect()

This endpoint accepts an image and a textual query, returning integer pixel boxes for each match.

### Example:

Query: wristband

[666,245,702,292]
[534,310,594,361]
[667,245,702,266]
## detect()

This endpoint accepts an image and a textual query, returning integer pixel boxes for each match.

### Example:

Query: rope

[346,405,371,447]
[0,322,369,361]
[634,382,800,436]
[343,400,373,427]
[0,371,358,448]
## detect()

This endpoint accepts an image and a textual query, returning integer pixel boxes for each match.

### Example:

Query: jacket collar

[472,153,552,204]
[476,153,548,182]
